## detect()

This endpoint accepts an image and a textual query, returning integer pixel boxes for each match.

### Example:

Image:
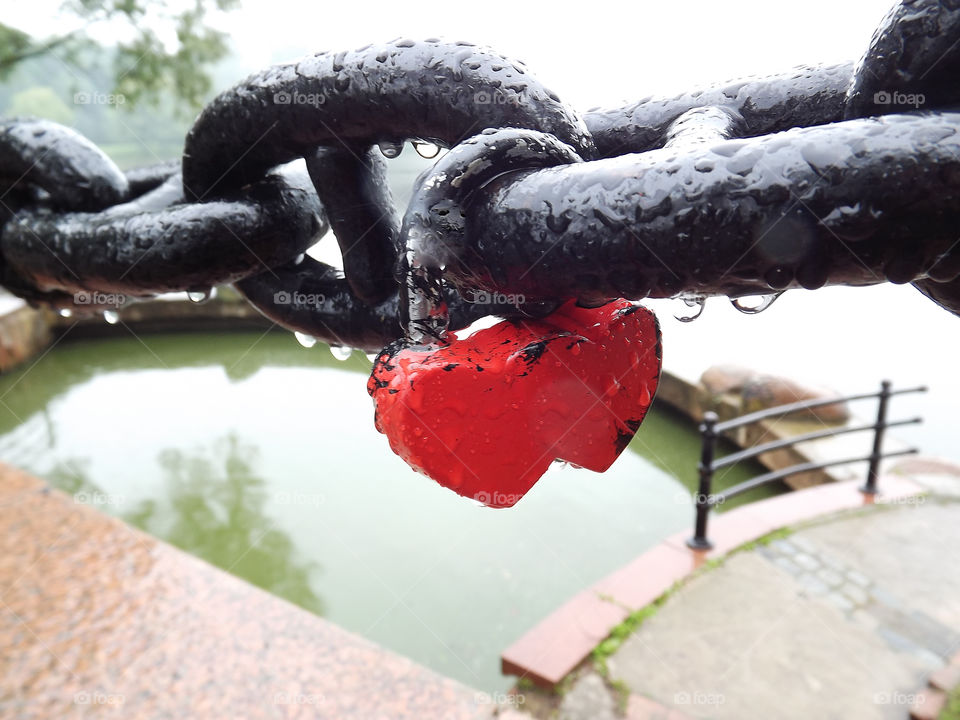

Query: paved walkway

[518,466,960,720]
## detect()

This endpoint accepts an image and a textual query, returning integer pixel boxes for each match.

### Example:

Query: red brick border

[909,649,960,720]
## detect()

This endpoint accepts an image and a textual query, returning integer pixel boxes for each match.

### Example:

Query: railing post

[862,379,891,495]
[687,411,718,550]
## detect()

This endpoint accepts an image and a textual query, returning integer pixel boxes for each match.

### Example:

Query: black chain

[1,0,958,351]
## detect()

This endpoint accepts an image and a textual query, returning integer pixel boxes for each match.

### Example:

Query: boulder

[700,364,850,424]
[701,364,756,395]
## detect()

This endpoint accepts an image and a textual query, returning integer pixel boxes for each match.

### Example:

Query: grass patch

[609,678,631,714]
[592,592,673,676]
[941,685,960,720]
[553,673,575,698]
[733,526,793,554]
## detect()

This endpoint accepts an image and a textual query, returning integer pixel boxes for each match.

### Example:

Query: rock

[700,364,756,395]
[558,673,617,720]
[816,567,844,588]
[773,556,802,576]
[741,375,850,423]
[795,553,820,572]
[825,591,855,613]
[842,584,869,607]
[699,364,850,423]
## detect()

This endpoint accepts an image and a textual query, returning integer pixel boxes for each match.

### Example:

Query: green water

[0,330,774,692]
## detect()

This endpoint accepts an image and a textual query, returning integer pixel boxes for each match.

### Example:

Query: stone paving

[515,470,960,720]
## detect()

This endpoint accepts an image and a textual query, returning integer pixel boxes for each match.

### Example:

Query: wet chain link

[1,0,959,351]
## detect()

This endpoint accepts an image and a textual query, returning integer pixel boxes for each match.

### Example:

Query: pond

[0,329,773,692]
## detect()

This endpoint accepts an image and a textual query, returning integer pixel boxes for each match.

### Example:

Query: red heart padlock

[367,299,661,507]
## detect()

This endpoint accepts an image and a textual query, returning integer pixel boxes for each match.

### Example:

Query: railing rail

[686,380,927,550]
[711,385,927,433]
[711,417,922,469]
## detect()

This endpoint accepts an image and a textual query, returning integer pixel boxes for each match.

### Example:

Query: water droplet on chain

[103,310,119,325]
[413,141,440,159]
[330,345,353,361]
[58,308,73,318]
[764,265,791,289]
[187,287,216,304]
[294,332,317,348]
[730,292,783,314]
[674,296,706,323]
[378,141,403,159]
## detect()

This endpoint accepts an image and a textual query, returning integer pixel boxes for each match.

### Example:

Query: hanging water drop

[103,310,120,325]
[187,287,216,304]
[413,141,441,159]
[674,296,706,323]
[365,351,379,362]
[330,345,353,361]
[294,332,317,348]
[378,140,403,159]
[293,253,305,265]
[58,308,73,318]
[730,292,783,314]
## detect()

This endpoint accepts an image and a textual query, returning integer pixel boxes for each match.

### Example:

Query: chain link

[0,0,958,351]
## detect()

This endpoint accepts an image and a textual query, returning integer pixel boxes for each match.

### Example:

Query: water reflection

[43,434,326,617]
[47,457,99,498]
[148,435,325,616]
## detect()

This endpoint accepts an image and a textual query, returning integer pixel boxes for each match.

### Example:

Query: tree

[0,0,240,112]
[7,87,76,125]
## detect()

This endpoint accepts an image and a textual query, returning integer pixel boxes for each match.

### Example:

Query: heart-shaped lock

[367,299,661,507]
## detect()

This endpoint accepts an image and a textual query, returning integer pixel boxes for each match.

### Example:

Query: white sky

[7,0,895,107]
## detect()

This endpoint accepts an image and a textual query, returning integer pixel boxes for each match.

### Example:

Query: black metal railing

[686,380,927,550]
